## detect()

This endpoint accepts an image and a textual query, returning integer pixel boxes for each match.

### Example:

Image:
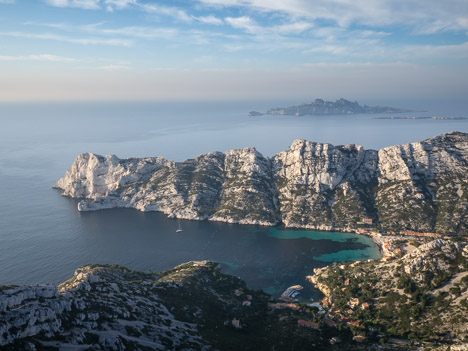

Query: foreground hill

[55,132,468,235]
[1,240,467,350]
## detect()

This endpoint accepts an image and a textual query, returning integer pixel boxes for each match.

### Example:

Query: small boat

[175,222,183,233]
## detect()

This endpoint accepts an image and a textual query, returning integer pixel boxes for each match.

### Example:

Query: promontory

[55,132,468,236]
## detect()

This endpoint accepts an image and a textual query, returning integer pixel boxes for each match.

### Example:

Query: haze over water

[0,100,466,299]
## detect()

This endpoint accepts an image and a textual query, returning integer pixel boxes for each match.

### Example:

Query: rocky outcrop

[272,140,379,230]
[55,132,468,235]
[0,262,264,350]
[402,239,462,277]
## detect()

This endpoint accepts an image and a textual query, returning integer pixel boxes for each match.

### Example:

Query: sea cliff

[55,132,468,235]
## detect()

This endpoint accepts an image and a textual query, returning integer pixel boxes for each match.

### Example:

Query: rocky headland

[250,98,413,116]
[55,132,468,235]
[0,262,273,350]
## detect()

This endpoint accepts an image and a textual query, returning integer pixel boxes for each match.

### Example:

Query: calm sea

[0,100,466,299]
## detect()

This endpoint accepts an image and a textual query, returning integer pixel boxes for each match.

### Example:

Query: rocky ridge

[55,132,468,235]
[0,262,277,350]
[2,244,468,350]
[1,261,377,351]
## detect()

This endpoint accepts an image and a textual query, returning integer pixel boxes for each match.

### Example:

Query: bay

[0,100,466,299]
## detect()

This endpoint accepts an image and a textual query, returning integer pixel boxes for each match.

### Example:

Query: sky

[0,0,467,102]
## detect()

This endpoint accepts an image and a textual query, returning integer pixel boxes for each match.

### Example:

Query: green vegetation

[313,241,468,346]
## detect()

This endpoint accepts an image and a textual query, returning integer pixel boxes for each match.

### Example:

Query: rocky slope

[55,132,468,235]
[1,261,370,351]
[309,239,468,346]
[2,245,467,350]
[0,262,269,350]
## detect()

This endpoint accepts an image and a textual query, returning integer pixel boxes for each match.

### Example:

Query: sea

[0,99,466,300]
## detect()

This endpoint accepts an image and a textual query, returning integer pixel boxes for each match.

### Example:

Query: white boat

[175,222,183,233]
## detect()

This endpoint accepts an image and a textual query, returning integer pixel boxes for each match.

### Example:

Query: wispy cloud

[224,16,258,33]
[91,25,179,39]
[0,0,16,4]
[104,0,136,12]
[225,16,313,36]
[138,3,193,23]
[0,53,76,61]
[46,0,100,10]
[195,15,223,25]
[0,31,133,46]
[28,22,179,40]
[198,0,468,32]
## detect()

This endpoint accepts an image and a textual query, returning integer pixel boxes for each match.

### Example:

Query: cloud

[28,22,179,40]
[138,3,193,23]
[104,0,136,12]
[0,0,15,4]
[0,31,133,46]
[94,26,179,39]
[195,15,223,25]
[45,0,100,10]
[224,16,258,33]
[224,16,312,36]
[197,0,468,32]
[0,54,76,62]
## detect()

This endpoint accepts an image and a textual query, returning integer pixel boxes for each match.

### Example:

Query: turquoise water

[269,228,381,262]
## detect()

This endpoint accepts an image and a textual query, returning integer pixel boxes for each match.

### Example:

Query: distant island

[249,98,414,116]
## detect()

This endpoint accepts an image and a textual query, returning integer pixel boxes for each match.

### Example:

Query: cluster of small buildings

[327,309,361,327]
[381,240,402,260]
[399,230,442,238]
[354,217,446,241]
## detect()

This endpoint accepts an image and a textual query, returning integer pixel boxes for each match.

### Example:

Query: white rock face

[0,285,71,346]
[0,262,255,349]
[403,239,462,275]
[56,153,173,199]
[55,132,468,234]
[0,285,58,312]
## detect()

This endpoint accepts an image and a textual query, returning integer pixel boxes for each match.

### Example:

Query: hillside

[309,239,468,346]
[1,240,468,350]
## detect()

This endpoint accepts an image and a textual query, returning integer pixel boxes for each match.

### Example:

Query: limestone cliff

[55,132,468,235]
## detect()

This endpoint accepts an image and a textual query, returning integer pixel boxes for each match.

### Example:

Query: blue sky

[0,0,467,101]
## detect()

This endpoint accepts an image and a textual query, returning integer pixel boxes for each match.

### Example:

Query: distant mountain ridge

[249,98,413,116]
[55,132,468,235]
